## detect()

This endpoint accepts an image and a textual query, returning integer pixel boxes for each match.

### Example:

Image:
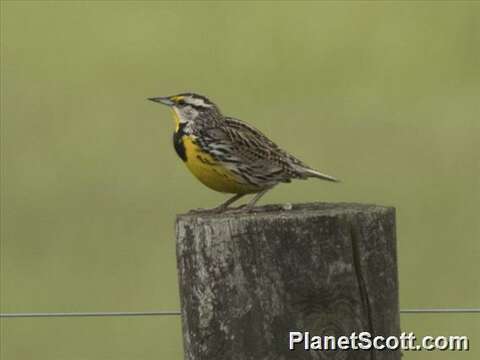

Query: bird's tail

[301,168,340,182]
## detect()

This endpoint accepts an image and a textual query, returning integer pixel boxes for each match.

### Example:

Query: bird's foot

[188,205,230,214]
[225,204,257,213]
[189,205,256,214]
[187,207,213,213]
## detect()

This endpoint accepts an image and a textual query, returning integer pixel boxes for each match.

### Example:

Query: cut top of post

[177,202,394,221]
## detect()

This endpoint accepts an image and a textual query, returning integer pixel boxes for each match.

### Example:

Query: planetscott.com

[289,331,469,351]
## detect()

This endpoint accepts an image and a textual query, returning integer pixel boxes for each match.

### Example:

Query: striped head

[148,92,221,130]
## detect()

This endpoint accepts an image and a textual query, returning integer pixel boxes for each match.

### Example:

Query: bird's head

[148,92,221,130]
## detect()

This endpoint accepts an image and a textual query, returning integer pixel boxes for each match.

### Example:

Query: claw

[188,208,207,214]
[188,207,222,214]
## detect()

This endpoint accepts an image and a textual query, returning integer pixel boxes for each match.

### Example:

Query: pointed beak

[148,96,174,106]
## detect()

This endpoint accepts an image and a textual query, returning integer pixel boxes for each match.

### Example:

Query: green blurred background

[1,1,479,359]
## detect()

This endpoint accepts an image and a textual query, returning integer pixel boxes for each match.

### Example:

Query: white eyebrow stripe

[185,97,212,108]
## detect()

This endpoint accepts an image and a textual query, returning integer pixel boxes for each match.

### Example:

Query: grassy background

[1,1,479,359]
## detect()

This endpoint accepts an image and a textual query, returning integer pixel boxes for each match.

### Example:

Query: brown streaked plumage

[149,93,339,212]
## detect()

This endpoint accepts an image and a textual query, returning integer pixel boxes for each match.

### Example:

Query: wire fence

[0,311,181,318]
[1,308,479,318]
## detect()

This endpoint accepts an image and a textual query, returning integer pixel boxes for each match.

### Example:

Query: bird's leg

[188,193,245,214]
[213,193,245,212]
[192,194,245,213]
[242,189,270,212]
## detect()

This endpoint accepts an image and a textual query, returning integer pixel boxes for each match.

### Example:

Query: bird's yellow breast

[181,136,259,194]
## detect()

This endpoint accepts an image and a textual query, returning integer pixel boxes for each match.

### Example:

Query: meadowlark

[149,93,339,212]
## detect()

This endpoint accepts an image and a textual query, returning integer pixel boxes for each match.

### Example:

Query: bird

[148,93,339,212]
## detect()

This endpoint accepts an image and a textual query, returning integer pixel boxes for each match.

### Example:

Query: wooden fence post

[176,202,400,360]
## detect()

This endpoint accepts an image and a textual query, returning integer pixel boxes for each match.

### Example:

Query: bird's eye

[177,99,186,106]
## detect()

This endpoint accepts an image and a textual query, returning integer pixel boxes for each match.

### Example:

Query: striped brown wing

[198,117,309,187]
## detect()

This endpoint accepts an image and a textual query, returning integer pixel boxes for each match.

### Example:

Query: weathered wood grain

[176,202,400,360]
